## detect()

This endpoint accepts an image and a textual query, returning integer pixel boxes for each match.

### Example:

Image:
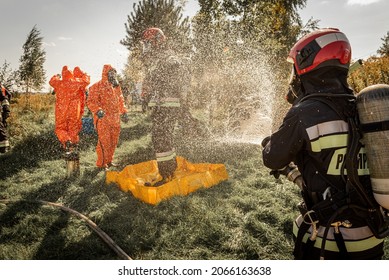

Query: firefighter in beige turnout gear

[141,27,189,185]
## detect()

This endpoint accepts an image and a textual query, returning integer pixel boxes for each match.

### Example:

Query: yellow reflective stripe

[149,98,180,107]
[161,102,180,107]
[306,120,348,140]
[327,147,370,175]
[156,150,176,162]
[164,98,180,103]
[310,134,348,152]
[0,140,10,147]
[293,221,383,252]
[1,99,10,106]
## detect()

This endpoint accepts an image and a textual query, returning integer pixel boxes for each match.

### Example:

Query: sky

[1,0,388,91]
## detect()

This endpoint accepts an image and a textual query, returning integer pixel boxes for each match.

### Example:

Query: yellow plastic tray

[106,156,229,205]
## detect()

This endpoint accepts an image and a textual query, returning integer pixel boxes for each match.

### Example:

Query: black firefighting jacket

[262,70,372,227]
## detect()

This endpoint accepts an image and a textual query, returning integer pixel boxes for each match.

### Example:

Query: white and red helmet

[141,27,166,54]
[287,28,351,76]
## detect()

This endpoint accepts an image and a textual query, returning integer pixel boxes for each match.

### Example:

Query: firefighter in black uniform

[262,28,386,259]
[0,82,11,153]
[140,27,188,185]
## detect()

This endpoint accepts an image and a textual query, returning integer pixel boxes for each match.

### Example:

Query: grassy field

[1,94,388,260]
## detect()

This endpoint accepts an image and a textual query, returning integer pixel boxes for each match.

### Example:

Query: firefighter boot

[64,141,80,178]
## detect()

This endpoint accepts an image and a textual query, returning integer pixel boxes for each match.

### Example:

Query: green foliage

[120,0,191,100]
[0,60,19,90]
[120,0,320,136]
[120,0,191,53]
[18,25,46,93]
[378,31,389,57]
[348,56,389,93]
[190,0,311,135]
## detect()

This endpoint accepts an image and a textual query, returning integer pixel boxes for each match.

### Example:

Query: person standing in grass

[87,64,129,170]
[140,27,189,186]
[49,66,90,156]
[0,82,11,153]
[262,28,387,259]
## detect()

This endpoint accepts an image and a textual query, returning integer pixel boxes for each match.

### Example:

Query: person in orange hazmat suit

[87,65,129,170]
[74,66,89,133]
[49,66,90,155]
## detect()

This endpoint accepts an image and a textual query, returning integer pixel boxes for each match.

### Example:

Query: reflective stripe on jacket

[156,149,176,162]
[293,215,383,253]
[148,97,180,108]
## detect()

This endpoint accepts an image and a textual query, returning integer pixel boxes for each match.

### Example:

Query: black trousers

[151,106,179,179]
[0,120,9,153]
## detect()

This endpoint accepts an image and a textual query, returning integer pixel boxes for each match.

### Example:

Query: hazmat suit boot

[96,164,109,172]
[64,140,73,154]
[108,162,119,168]
[64,142,80,178]
[66,151,80,178]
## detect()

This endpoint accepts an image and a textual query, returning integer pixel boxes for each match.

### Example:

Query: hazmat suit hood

[101,64,119,87]
[101,64,114,81]
[62,66,74,80]
[73,66,83,78]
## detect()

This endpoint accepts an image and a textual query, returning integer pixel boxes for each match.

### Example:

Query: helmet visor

[286,65,302,104]
[142,41,152,54]
[108,69,119,87]
[288,64,296,85]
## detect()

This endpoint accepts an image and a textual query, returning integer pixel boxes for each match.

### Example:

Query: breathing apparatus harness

[290,93,389,259]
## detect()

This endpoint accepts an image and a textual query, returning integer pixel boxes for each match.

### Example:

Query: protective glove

[121,113,129,123]
[269,169,282,179]
[96,109,105,119]
[270,162,301,183]
[261,136,271,148]
[2,105,10,120]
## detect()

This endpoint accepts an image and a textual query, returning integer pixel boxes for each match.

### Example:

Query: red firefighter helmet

[141,27,166,53]
[287,28,351,76]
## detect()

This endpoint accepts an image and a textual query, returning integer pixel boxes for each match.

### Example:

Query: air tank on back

[356,84,389,209]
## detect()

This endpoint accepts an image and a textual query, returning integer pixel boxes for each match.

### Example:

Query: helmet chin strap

[286,65,304,104]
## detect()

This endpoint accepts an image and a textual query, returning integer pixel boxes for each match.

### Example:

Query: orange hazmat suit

[49,66,90,148]
[87,64,127,168]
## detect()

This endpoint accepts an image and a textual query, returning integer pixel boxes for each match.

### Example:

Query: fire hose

[0,198,132,260]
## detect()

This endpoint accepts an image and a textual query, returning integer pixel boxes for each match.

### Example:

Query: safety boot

[153,175,173,187]
[64,141,80,178]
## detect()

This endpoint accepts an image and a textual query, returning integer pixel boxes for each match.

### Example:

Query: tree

[120,0,191,53]
[120,0,191,103]
[378,31,389,57]
[0,60,21,94]
[0,60,13,88]
[348,56,389,92]
[18,25,46,93]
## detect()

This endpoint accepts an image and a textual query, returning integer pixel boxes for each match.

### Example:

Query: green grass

[1,107,388,260]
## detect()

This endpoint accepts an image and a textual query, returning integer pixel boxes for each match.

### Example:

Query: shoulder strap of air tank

[299,93,351,185]
[300,93,376,208]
